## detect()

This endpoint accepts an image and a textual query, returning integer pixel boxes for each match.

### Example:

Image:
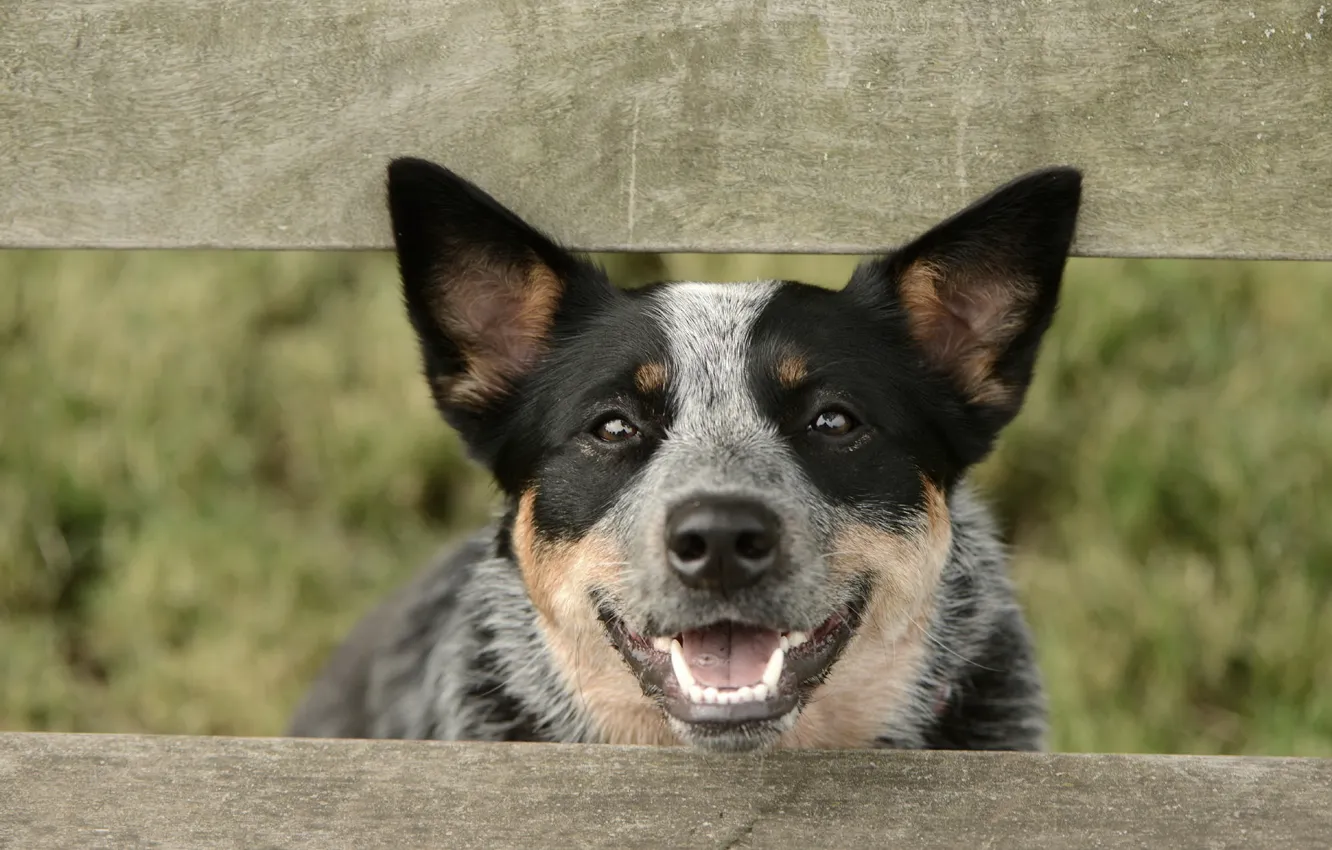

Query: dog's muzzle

[596,494,867,746]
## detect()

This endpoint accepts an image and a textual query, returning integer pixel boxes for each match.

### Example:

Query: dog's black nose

[666,499,780,592]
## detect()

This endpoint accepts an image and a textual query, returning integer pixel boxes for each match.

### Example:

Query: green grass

[1,249,1330,755]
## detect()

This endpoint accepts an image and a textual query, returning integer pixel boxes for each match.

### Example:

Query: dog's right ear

[387,158,617,443]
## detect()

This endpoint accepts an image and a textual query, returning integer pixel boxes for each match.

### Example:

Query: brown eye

[594,416,640,442]
[809,409,857,436]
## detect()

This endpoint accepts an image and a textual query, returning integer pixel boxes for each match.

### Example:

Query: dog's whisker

[582,562,631,574]
[906,613,1003,673]
[471,679,509,700]
[568,626,595,720]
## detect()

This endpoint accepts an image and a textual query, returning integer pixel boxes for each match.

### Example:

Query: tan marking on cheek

[781,478,953,749]
[776,355,808,389]
[512,491,678,747]
[922,476,951,541]
[511,490,558,622]
[634,361,668,395]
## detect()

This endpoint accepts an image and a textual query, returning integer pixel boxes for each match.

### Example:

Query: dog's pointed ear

[387,158,617,430]
[845,167,1081,448]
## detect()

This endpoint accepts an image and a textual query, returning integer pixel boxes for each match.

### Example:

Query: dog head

[388,159,1081,751]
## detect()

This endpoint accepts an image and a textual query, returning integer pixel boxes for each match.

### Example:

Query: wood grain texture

[1,1,1330,258]
[2,734,1331,849]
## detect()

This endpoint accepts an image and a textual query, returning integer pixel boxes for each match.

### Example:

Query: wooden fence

[2,1,1330,847]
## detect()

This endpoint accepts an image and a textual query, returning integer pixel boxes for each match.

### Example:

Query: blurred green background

[1,249,1329,755]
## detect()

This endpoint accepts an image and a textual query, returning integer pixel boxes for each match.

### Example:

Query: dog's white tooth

[689,685,704,703]
[752,683,769,702]
[779,635,790,651]
[670,640,696,691]
[762,647,784,692]
[735,686,755,704]
[703,687,720,704]
[652,636,673,653]
[788,630,808,648]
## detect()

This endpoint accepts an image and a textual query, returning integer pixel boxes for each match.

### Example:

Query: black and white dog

[288,160,1081,752]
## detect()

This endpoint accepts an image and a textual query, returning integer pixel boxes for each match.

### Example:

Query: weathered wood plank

[1,1,1329,258]
[1,733,1330,849]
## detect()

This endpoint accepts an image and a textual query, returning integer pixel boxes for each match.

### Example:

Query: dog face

[388,159,1081,751]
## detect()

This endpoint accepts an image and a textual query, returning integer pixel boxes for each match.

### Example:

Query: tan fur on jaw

[898,260,1034,407]
[779,477,953,749]
[514,480,952,750]
[512,491,679,746]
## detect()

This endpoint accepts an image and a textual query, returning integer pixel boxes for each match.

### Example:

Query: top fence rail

[1,1,1330,258]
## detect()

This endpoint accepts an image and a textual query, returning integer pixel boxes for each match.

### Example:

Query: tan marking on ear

[781,477,953,749]
[634,361,668,395]
[776,354,808,389]
[434,258,564,410]
[899,260,1034,407]
[512,491,679,746]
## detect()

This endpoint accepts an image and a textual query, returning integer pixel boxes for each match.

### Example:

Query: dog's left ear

[845,167,1081,457]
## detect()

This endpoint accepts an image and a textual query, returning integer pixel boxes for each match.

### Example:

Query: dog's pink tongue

[680,624,781,688]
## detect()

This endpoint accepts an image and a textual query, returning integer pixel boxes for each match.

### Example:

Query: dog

[287,159,1082,753]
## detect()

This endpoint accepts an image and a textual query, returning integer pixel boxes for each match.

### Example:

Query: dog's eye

[594,416,640,443]
[809,409,858,437]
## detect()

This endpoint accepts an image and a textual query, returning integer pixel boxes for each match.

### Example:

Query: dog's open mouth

[599,603,863,728]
